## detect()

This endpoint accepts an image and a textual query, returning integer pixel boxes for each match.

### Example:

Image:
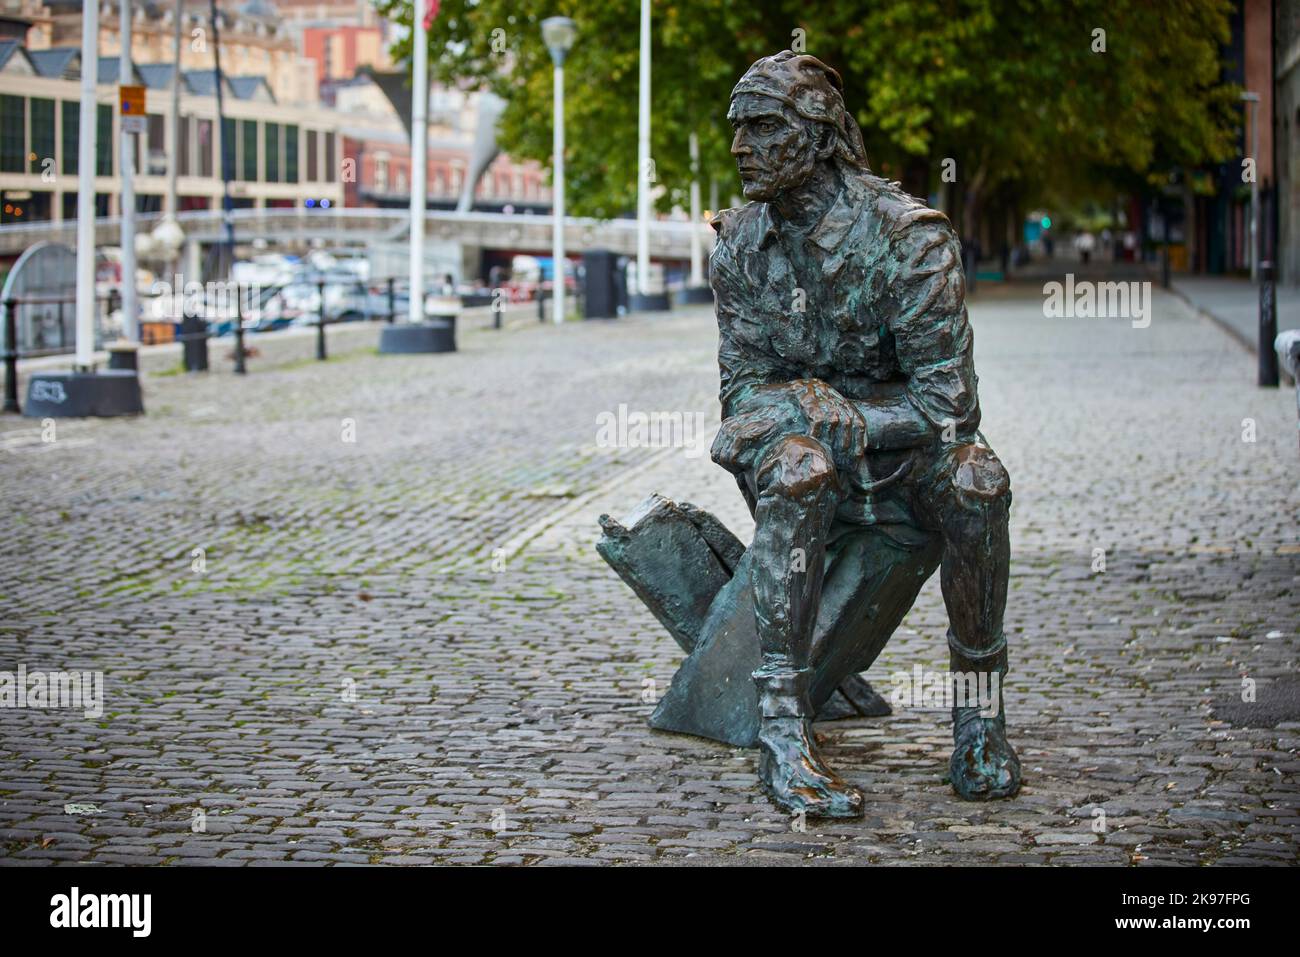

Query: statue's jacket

[709,169,980,536]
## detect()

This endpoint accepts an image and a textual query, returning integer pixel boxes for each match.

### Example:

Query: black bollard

[386,277,396,323]
[3,299,19,414]
[316,280,327,361]
[1259,261,1279,388]
[180,308,209,373]
[233,282,246,375]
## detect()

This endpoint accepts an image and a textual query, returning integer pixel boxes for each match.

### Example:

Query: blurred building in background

[0,0,549,237]
[1183,0,1276,277]
[0,24,343,223]
[1276,0,1299,284]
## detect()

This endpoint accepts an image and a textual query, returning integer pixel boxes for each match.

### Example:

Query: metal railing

[2,267,645,415]
[2,292,121,413]
[2,277,416,413]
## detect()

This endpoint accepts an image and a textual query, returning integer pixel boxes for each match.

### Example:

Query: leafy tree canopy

[376,0,1240,221]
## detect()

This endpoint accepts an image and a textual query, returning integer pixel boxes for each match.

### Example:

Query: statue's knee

[950,444,1011,510]
[756,435,837,500]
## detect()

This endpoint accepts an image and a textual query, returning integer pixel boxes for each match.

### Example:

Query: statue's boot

[754,668,864,818]
[947,629,1021,800]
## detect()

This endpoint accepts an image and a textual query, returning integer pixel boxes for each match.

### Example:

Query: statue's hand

[711,407,788,473]
[780,379,867,470]
[714,379,866,476]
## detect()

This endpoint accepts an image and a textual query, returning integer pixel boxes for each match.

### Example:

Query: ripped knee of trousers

[948,443,1011,510]
[755,435,838,501]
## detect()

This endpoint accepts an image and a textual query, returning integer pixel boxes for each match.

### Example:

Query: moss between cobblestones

[275,349,371,373]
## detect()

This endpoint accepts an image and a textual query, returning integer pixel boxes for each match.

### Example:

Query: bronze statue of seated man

[598,50,1020,819]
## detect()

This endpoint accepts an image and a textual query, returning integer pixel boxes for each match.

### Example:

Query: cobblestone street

[1,273,1297,866]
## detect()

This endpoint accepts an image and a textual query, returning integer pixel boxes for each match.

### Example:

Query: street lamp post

[119,0,138,343]
[74,0,99,371]
[1242,91,1260,282]
[153,0,186,286]
[636,0,651,302]
[688,131,703,287]
[409,3,429,323]
[542,17,576,325]
[22,0,142,417]
[680,130,713,303]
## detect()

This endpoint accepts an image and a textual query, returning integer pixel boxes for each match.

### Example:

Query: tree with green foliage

[376,0,1239,236]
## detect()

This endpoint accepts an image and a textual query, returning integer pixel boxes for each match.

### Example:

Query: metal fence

[1,276,434,413]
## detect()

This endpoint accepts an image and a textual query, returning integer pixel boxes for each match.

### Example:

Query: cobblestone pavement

[1,271,1297,866]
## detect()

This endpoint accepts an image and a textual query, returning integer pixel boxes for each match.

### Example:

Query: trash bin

[583,249,622,319]
[180,313,208,372]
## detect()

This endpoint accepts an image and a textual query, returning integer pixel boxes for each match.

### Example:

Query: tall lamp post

[1242,91,1260,282]
[541,16,576,325]
[636,0,651,304]
[119,0,138,343]
[408,2,429,323]
[681,130,713,303]
[631,0,668,311]
[22,0,143,416]
[74,0,99,371]
[152,0,186,286]
[377,2,456,355]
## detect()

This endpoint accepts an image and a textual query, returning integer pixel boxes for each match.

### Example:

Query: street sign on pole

[119,85,146,134]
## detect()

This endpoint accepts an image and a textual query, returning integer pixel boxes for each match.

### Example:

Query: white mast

[75,0,100,368]
[408,3,429,322]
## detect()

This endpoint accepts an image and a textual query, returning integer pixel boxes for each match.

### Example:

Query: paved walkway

[0,274,1297,865]
[1170,273,1300,358]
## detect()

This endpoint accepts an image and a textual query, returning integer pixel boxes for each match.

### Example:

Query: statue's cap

[731,51,869,168]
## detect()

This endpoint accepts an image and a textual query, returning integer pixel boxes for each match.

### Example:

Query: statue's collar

[758,183,864,253]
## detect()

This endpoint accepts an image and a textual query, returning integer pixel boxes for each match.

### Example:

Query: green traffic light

[1040,216,1052,229]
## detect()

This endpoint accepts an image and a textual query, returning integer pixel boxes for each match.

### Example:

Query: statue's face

[728,93,822,202]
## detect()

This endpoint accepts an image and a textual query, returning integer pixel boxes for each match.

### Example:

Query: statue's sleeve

[716,306,775,420]
[711,227,778,420]
[877,218,980,444]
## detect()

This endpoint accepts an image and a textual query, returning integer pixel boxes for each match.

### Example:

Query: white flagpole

[75,0,100,368]
[636,0,651,297]
[688,131,703,287]
[119,0,138,342]
[408,3,429,323]
[551,58,565,324]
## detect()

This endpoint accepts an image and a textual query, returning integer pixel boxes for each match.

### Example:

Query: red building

[301,25,386,88]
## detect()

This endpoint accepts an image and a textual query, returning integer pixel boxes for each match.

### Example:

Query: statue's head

[727,51,869,202]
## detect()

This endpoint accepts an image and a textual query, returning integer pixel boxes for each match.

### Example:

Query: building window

[374,151,389,191]
[323,131,335,182]
[285,124,299,183]
[179,115,191,176]
[241,119,258,181]
[1,95,26,173]
[197,118,213,179]
[220,117,235,180]
[306,128,317,181]
[96,103,112,176]
[146,114,165,175]
[61,100,78,174]
[30,98,54,175]
[265,121,280,183]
